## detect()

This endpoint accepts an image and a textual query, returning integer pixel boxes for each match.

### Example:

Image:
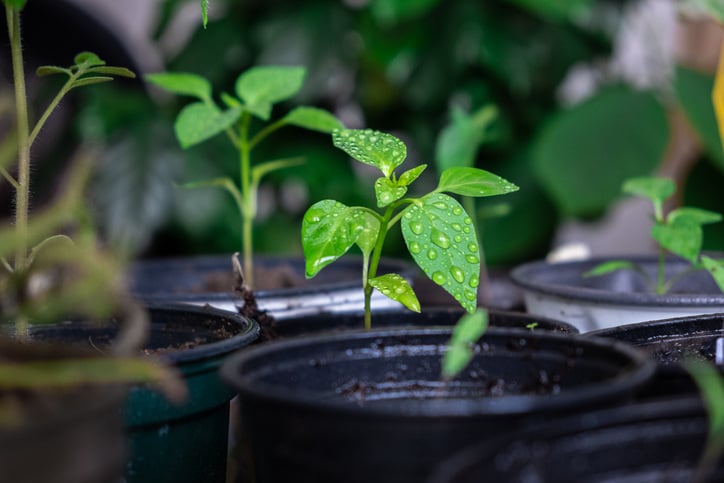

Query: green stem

[249,118,286,150]
[28,69,81,147]
[363,205,395,330]
[239,113,254,288]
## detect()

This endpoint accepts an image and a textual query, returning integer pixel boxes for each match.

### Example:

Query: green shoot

[146,66,343,288]
[442,309,488,380]
[584,176,724,294]
[301,128,518,330]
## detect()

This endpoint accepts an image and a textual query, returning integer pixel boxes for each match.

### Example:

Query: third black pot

[221,326,654,483]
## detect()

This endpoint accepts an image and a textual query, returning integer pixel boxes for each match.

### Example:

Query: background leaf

[236,66,306,116]
[146,73,212,102]
[174,103,241,148]
[283,106,344,133]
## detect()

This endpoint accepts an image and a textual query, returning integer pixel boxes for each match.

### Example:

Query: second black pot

[221,326,654,483]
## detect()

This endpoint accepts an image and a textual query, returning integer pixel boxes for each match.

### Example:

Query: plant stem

[239,113,254,288]
[656,246,666,295]
[249,118,286,150]
[363,205,395,330]
[28,69,80,147]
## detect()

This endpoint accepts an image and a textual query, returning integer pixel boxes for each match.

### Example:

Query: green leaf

[353,209,381,256]
[670,207,722,226]
[701,256,724,293]
[401,193,480,313]
[442,309,488,379]
[623,176,676,205]
[145,73,213,102]
[374,177,407,207]
[651,218,702,264]
[369,273,420,312]
[236,66,306,119]
[36,66,70,77]
[71,76,114,88]
[3,0,27,9]
[583,260,637,277]
[73,52,104,67]
[174,103,242,148]
[398,164,426,187]
[201,0,209,28]
[507,0,593,20]
[302,200,368,277]
[675,67,724,167]
[333,129,407,178]
[87,66,136,78]
[283,106,344,133]
[435,105,496,172]
[437,167,519,197]
[533,86,668,216]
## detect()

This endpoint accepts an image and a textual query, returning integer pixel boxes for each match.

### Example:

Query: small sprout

[587,176,724,295]
[442,309,488,380]
[146,66,343,288]
[526,322,539,331]
[302,128,517,330]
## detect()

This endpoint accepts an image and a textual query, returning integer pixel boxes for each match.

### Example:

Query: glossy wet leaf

[174,103,242,148]
[333,129,406,178]
[398,164,426,187]
[374,177,406,207]
[442,309,488,379]
[146,73,212,102]
[302,200,367,277]
[437,167,518,197]
[401,193,480,313]
[584,260,637,278]
[283,106,344,133]
[236,66,306,120]
[702,256,724,293]
[369,273,420,312]
[353,210,381,256]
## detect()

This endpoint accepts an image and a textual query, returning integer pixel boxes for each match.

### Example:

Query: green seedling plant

[0,0,183,421]
[146,66,343,288]
[302,128,518,332]
[585,176,724,295]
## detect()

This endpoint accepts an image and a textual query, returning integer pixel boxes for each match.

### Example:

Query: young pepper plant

[585,176,724,294]
[146,66,343,288]
[302,128,518,330]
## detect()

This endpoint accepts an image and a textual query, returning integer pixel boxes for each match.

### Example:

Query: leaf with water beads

[333,129,407,178]
[437,167,518,197]
[401,193,481,313]
[301,200,369,278]
[374,178,407,208]
[369,273,420,312]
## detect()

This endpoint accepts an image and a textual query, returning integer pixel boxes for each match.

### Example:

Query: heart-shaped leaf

[651,218,702,264]
[146,73,212,102]
[369,273,420,312]
[437,167,518,197]
[236,66,306,114]
[374,178,407,207]
[333,129,407,178]
[283,106,344,133]
[401,193,480,313]
[174,103,242,148]
[302,200,367,277]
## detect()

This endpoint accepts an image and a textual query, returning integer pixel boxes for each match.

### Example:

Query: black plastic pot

[589,312,724,398]
[511,256,724,332]
[220,326,654,483]
[429,396,722,483]
[30,303,259,483]
[129,254,414,318]
[269,306,578,339]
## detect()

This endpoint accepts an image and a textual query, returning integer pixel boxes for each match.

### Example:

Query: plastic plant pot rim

[143,302,260,365]
[220,326,655,418]
[511,257,724,307]
[586,311,724,341]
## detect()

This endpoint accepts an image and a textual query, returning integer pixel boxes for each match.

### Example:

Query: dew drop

[466,254,479,264]
[468,242,478,253]
[430,229,451,249]
[433,201,448,210]
[404,212,413,219]
[432,271,447,285]
[450,266,465,284]
[454,235,463,243]
[382,289,391,295]
[409,242,422,254]
[469,274,480,288]
[395,286,406,294]
[463,227,471,234]
[427,249,438,260]
[464,217,472,225]
[453,207,463,216]
[464,290,476,301]
[411,222,424,235]
[451,223,462,232]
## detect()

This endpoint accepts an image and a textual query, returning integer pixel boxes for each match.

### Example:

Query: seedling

[585,176,724,295]
[301,128,518,331]
[146,67,343,288]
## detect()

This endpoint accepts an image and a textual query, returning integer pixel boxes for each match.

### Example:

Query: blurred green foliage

[58,0,723,266]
